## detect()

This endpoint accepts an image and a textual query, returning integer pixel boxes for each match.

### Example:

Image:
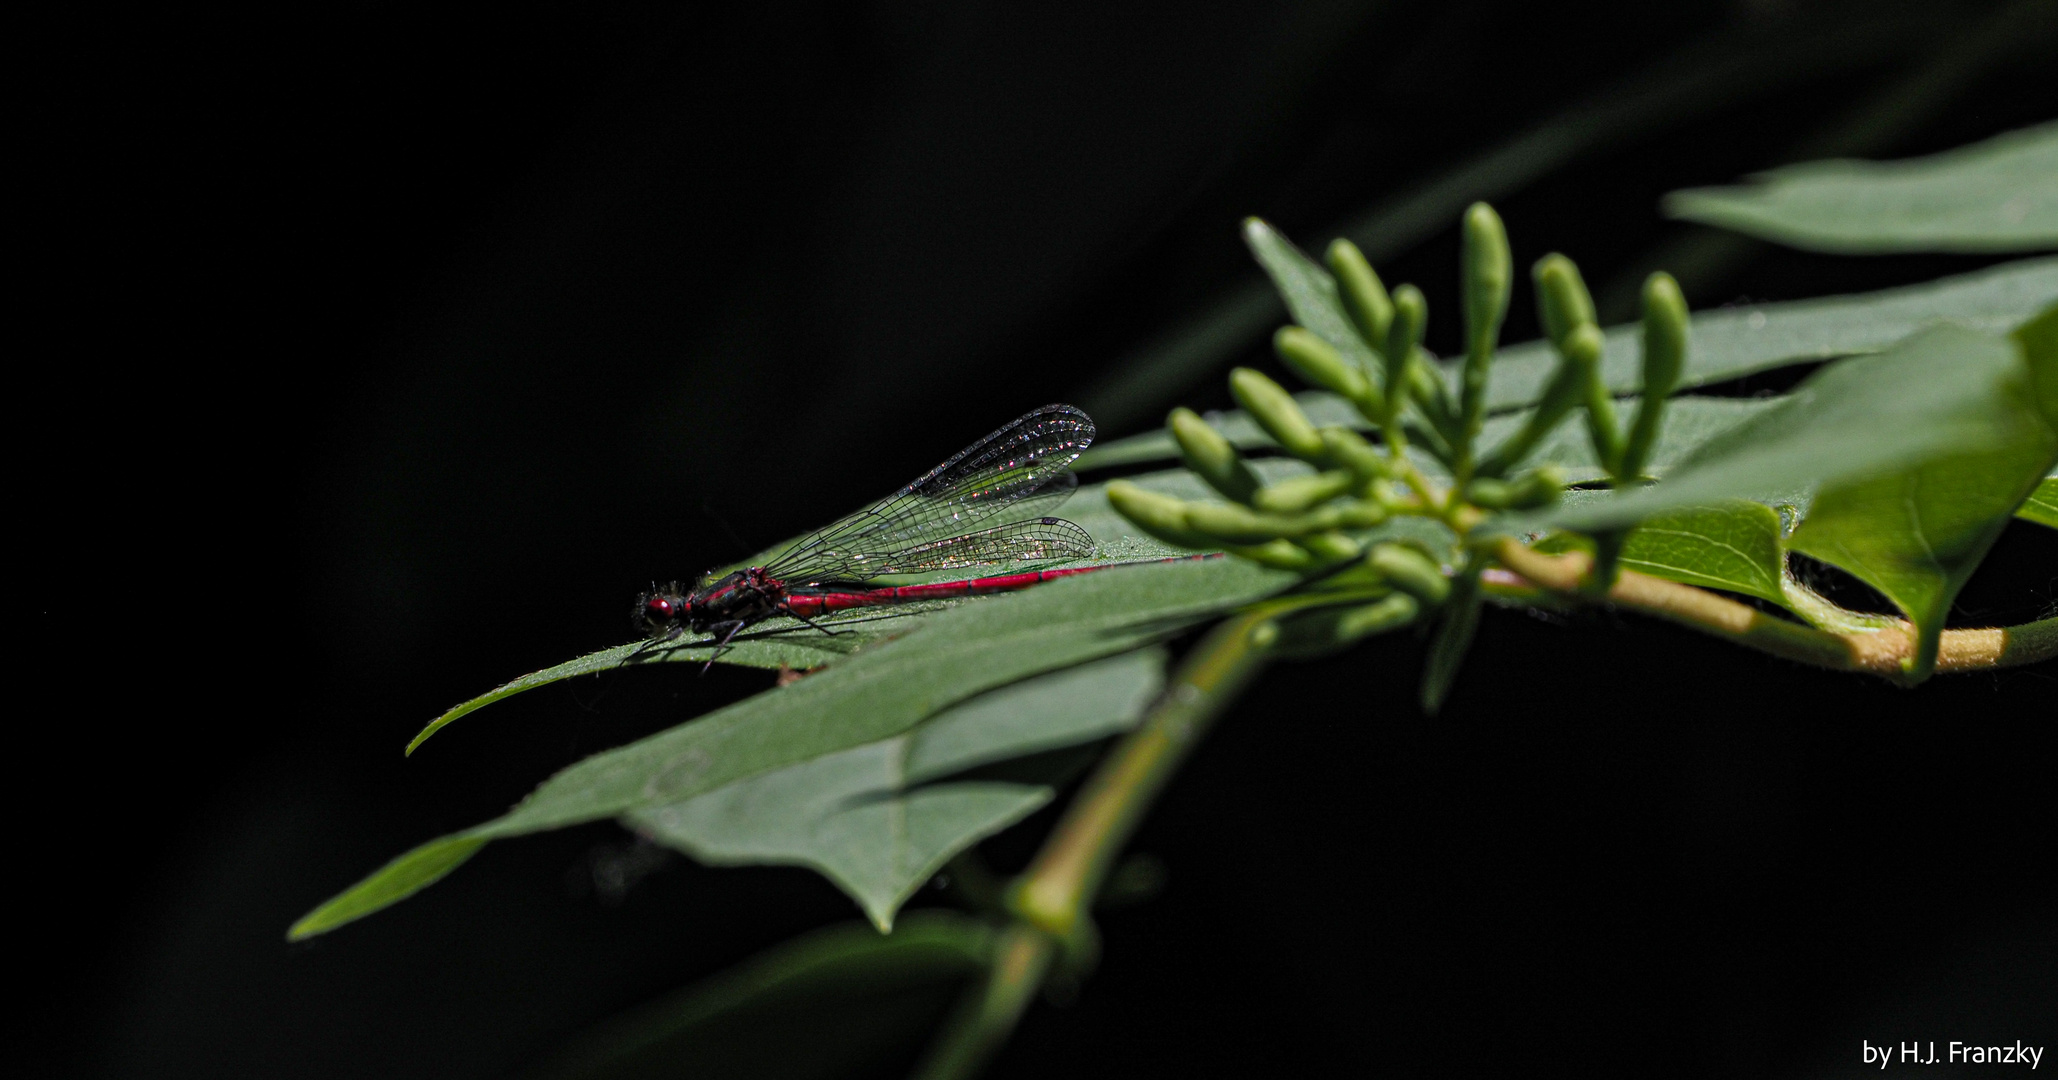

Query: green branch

[910,606,1280,1079]
[1491,538,2058,678]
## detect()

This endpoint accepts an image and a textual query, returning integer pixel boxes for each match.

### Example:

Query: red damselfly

[635,403,1211,662]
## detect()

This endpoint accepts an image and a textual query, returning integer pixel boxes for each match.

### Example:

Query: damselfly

[635,404,1210,661]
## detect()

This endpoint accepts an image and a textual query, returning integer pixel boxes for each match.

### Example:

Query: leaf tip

[284,833,490,942]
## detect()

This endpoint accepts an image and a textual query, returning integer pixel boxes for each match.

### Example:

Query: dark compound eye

[644,596,676,623]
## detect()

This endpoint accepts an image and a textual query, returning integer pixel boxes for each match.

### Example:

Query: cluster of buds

[1106,202,1694,656]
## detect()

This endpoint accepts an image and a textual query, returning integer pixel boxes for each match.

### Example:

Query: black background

[21,1,2058,1076]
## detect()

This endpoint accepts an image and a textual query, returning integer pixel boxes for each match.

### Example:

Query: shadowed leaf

[628,651,1166,929]
[296,556,1290,937]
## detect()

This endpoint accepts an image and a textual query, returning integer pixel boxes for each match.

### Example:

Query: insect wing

[842,516,1095,576]
[764,404,1095,582]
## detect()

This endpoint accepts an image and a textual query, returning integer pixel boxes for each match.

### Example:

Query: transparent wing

[803,517,1095,578]
[763,404,1095,582]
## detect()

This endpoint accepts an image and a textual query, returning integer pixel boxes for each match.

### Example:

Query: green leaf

[1522,321,2058,682]
[298,555,1291,937]
[1243,218,1380,374]
[627,651,1166,929]
[2019,475,2058,529]
[1076,257,2058,473]
[286,833,487,941]
[1519,325,2055,534]
[1787,305,2058,677]
[1623,503,1788,606]
[1789,438,2057,680]
[523,912,992,1080]
[1664,122,2058,253]
[405,630,917,754]
[1479,257,2058,413]
[478,557,1283,839]
[1544,497,1790,606]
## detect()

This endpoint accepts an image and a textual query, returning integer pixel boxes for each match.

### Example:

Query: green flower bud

[1368,543,1450,604]
[1316,557,1390,591]
[1274,326,1374,408]
[1182,496,1387,546]
[1464,477,1515,509]
[1229,367,1326,461]
[1509,465,1565,509]
[1105,481,1214,550]
[1619,272,1688,480]
[1384,285,1428,430]
[1319,498,1389,529]
[1461,202,1512,359]
[1562,322,1622,475]
[1639,272,1687,396]
[1184,501,1308,544]
[1253,469,1356,514]
[1168,407,1260,504]
[1458,203,1511,466]
[1533,253,1597,350]
[1325,239,1393,354]
[1332,592,1420,639]
[1401,351,1462,454]
[1230,539,1316,570]
[1294,531,1364,567]
[1466,466,1563,510]
[1319,427,1385,481]
[1262,592,1419,658]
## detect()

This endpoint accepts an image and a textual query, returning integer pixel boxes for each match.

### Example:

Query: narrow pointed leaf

[1243,218,1379,372]
[287,833,487,940]
[407,629,913,755]
[1664,122,2058,253]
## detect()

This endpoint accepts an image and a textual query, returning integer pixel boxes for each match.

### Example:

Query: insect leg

[700,621,748,675]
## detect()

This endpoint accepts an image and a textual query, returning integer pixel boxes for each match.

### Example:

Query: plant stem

[1491,537,2058,677]
[907,923,1055,1080]
[1009,607,1277,938]
[910,608,1277,1078]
